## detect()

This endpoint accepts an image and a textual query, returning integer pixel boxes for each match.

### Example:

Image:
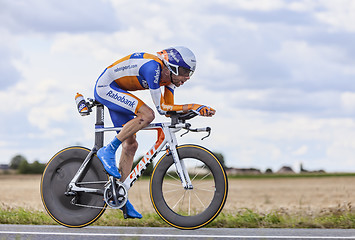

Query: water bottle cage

[84,98,95,113]
[77,98,94,116]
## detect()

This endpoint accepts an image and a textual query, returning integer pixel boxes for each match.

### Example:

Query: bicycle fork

[165,126,193,190]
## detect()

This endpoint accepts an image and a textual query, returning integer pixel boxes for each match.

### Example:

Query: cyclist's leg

[109,110,144,219]
[108,109,138,180]
[94,81,142,178]
[94,81,147,218]
[119,134,138,181]
[116,104,154,141]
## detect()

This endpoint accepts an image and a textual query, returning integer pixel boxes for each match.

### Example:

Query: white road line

[0,231,354,239]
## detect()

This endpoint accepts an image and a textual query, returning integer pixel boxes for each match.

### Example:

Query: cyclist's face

[161,65,190,87]
[171,67,191,87]
[171,74,190,87]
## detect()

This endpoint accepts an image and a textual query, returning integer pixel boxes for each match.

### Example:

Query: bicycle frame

[99,122,193,190]
[67,103,193,195]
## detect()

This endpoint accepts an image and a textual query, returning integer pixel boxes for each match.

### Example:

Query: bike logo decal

[128,145,158,187]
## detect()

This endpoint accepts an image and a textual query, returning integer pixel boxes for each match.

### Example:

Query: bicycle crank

[103,176,127,209]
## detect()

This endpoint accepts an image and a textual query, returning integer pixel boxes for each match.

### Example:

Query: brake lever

[180,123,191,137]
[181,126,211,140]
[180,129,190,137]
[201,127,211,140]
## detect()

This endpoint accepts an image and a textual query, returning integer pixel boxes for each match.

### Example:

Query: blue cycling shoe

[97,146,121,179]
[122,199,142,219]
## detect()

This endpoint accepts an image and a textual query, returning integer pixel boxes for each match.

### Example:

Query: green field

[1,174,355,228]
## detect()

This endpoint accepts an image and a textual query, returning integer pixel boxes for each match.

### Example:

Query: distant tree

[18,159,30,174]
[265,168,273,174]
[10,155,27,169]
[16,158,46,174]
[30,160,46,174]
[213,152,226,168]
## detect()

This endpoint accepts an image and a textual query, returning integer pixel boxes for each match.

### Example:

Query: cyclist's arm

[151,87,215,116]
[163,84,175,105]
[141,60,215,116]
[162,84,216,116]
[150,88,184,115]
[140,61,184,115]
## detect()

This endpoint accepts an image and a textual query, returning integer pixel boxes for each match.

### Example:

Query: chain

[72,202,124,211]
[72,202,106,210]
[71,177,126,210]
[76,181,108,185]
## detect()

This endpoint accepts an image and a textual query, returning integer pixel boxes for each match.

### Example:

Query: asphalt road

[1,224,355,240]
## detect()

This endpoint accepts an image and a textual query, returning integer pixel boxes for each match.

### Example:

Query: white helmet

[157,46,196,76]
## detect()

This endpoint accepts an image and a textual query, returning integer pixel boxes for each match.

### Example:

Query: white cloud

[0,0,118,33]
[217,0,286,11]
[314,0,355,32]
[341,92,355,114]
[292,145,308,156]
[0,30,22,89]
[272,40,355,91]
[287,0,319,12]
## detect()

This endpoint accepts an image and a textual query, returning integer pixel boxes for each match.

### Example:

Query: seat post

[95,103,104,149]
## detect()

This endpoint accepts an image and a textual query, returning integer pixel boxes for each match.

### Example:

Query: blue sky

[1,0,355,172]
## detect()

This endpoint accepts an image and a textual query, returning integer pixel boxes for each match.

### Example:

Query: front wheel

[41,146,108,227]
[150,145,228,229]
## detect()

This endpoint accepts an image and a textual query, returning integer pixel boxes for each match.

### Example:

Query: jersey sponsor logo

[106,90,136,108]
[154,66,160,84]
[141,79,149,88]
[114,64,138,73]
[161,102,173,111]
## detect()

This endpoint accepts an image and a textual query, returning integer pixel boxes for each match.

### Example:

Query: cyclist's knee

[145,108,155,123]
[137,105,155,126]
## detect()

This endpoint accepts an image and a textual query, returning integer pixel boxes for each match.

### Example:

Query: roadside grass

[1,207,354,228]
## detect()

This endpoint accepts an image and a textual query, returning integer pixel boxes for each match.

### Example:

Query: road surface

[1,224,355,239]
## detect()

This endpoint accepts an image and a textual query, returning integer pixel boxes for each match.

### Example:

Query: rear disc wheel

[41,146,108,227]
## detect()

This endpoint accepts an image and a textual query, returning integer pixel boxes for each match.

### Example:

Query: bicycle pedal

[121,204,128,219]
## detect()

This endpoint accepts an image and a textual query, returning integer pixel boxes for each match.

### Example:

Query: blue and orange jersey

[106,52,164,91]
[101,52,182,114]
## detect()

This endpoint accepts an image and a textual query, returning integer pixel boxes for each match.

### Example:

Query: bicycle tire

[41,146,108,227]
[150,144,228,229]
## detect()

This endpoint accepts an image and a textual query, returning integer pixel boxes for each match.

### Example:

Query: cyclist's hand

[189,104,216,117]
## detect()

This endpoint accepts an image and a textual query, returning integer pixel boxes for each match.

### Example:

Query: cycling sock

[107,137,122,152]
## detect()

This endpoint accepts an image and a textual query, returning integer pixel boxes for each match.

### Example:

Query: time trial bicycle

[40,96,228,230]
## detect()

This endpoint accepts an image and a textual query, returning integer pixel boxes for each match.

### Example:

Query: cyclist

[94,46,215,219]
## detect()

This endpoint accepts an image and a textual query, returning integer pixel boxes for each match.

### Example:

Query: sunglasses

[164,60,194,77]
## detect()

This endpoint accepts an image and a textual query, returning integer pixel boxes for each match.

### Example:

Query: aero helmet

[157,46,196,77]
